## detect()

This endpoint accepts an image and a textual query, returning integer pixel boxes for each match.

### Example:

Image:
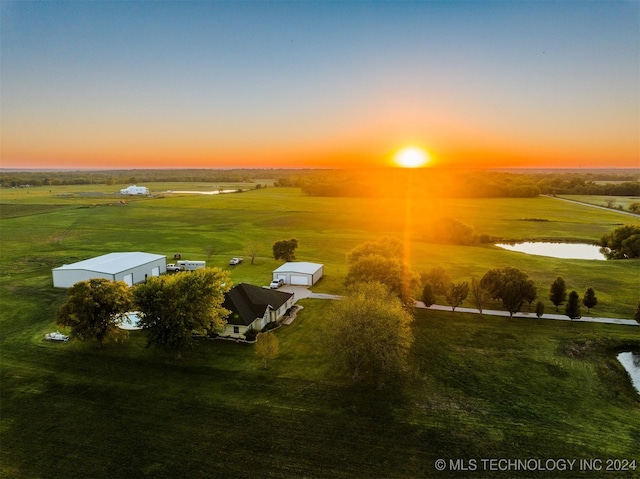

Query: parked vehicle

[45,331,69,342]
[166,263,182,272]
[269,278,284,289]
[177,260,206,271]
[229,257,243,265]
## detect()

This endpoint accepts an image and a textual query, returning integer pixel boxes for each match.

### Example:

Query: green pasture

[1,184,638,316]
[1,184,640,478]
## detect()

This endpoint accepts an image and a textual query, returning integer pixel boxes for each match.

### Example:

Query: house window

[233,326,239,334]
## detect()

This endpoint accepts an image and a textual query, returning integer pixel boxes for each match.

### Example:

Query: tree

[635,300,640,324]
[346,236,402,264]
[133,268,231,359]
[480,267,537,317]
[445,281,469,312]
[344,254,415,307]
[272,238,299,262]
[204,244,215,260]
[420,266,451,297]
[470,276,490,317]
[243,241,261,265]
[421,283,436,307]
[565,290,581,320]
[628,202,640,214]
[56,278,133,348]
[549,277,567,311]
[535,301,545,319]
[582,287,598,313]
[255,332,280,369]
[322,282,414,387]
[429,217,476,245]
[600,224,640,259]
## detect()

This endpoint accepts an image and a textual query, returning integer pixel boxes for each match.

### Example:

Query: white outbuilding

[52,252,166,288]
[272,262,324,286]
[120,185,149,195]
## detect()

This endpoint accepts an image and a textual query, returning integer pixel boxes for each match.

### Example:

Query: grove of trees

[345,237,415,307]
[600,225,640,259]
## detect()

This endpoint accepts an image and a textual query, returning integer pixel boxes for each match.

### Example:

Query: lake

[495,242,606,260]
[617,352,640,395]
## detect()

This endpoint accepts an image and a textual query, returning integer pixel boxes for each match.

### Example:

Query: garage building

[52,252,166,288]
[272,262,324,286]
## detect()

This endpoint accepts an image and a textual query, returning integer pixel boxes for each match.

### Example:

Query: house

[52,252,166,288]
[272,262,324,286]
[221,283,295,339]
[120,185,149,195]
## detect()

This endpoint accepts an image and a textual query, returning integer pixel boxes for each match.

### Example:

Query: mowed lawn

[1,185,639,478]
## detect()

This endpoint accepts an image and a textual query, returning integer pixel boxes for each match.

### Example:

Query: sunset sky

[1,1,638,170]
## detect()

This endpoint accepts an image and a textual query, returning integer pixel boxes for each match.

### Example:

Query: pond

[165,189,238,195]
[495,242,606,260]
[617,352,640,395]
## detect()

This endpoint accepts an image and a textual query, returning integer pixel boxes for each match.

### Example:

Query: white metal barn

[120,185,149,195]
[52,252,166,288]
[272,262,324,286]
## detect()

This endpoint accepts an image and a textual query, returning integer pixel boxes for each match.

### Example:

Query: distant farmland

[1,183,638,478]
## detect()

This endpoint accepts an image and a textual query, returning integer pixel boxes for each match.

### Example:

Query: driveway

[279,285,637,327]
[545,195,640,218]
[279,285,343,301]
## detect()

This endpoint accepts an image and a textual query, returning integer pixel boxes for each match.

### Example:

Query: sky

[1,0,638,170]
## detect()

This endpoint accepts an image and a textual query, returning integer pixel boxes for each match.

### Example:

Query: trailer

[176,260,206,271]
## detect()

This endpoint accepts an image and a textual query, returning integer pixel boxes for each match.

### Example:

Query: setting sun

[394,147,430,168]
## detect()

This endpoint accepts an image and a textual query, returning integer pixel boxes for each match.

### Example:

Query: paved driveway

[279,285,343,301]
[279,285,637,327]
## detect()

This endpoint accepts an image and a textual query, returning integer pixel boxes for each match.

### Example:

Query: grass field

[1,184,639,478]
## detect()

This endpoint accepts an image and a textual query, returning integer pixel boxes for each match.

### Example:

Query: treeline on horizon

[0,169,316,188]
[1,168,638,198]
[282,169,640,198]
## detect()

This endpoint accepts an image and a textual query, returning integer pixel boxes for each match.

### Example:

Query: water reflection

[495,242,606,260]
[617,352,640,395]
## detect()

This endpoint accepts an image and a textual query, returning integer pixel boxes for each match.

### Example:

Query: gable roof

[272,262,323,275]
[53,252,165,274]
[223,283,294,326]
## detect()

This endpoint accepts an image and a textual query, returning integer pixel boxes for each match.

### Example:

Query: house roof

[52,252,165,275]
[272,262,323,275]
[223,283,294,326]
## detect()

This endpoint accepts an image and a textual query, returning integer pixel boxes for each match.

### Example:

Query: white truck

[176,260,206,271]
[229,257,243,265]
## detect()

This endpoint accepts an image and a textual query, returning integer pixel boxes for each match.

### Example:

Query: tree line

[0,169,317,188]
[5,168,638,199]
[290,170,639,199]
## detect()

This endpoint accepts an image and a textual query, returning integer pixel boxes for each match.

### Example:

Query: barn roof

[272,262,323,275]
[223,283,294,326]
[53,252,165,275]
